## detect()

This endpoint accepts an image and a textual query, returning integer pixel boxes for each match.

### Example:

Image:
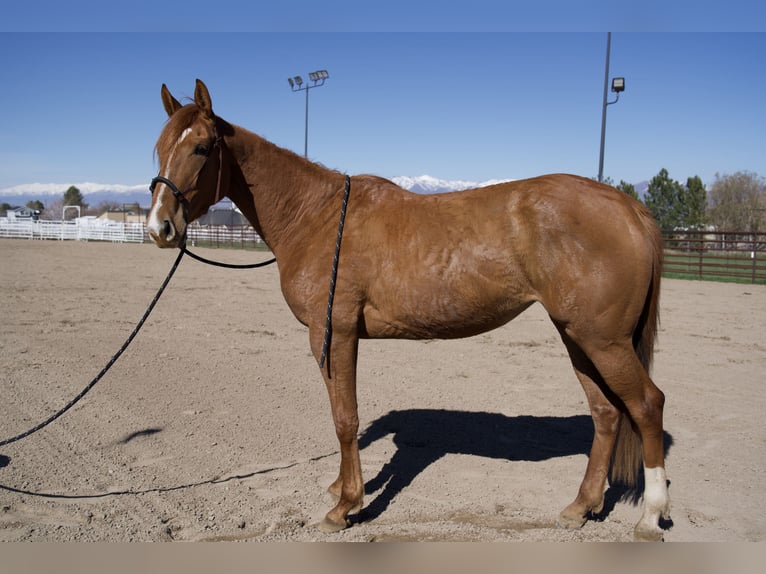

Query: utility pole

[598,33,625,183]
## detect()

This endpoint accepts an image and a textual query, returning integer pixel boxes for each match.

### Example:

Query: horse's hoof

[557,509,587,530]
[634,523,664,542]
[318,515,349,533]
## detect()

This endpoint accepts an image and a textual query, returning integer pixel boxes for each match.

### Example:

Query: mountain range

[392,175,649,199]
[0,176,648,209]
[0,182,150,209]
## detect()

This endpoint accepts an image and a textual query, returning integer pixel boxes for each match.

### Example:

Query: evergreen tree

[26,200,45,211]
[677,176,707,229]
[644,168,683,230]
[63,185,88,210]
[616,180,638,200]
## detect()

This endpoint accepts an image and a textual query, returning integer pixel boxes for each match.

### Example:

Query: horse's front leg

[311,327,363,532]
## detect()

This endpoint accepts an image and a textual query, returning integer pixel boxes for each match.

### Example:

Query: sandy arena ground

[0,239,764,542]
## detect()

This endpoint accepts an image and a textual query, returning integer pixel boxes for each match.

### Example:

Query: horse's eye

[194,144,209,156]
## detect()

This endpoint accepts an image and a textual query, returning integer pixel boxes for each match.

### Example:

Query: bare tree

[707,171,766,231]
[41,198,64,220]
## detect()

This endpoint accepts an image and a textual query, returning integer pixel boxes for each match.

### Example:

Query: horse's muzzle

[148,218,186,248]
[147,205,187,248]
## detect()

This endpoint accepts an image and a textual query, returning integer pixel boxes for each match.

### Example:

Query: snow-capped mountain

[1,176,648,209]
[5,175,666,211]
[0,176,516,208]
[0,182,150,207]
[392,175,512,194]
[393,175,651,199]
[0,182,148,197]
[635,181,649,201]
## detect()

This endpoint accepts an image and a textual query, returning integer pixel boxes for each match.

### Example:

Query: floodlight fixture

[309,70,329,83]
[287,69,331,157]
[611,77,625,93]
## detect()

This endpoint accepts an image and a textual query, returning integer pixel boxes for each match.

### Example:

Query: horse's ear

[194,79,214,119]
[161,84,182,117]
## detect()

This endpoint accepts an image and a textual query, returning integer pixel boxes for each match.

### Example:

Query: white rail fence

[0,218,146,242]
[0,218,266,247]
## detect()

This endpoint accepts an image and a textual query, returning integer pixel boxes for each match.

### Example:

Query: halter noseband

[150,123,227,207]
[149,175,188,202]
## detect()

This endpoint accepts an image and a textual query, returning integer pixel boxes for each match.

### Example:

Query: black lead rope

[0,241,276,448]
[1,175,339,446]
[151,175,277,270]
[181,246,276,269]
[319,175,351,373]
[0,248,187,447]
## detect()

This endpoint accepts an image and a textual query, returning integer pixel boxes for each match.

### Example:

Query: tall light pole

[288,69,329,158]
[598,33,625,183]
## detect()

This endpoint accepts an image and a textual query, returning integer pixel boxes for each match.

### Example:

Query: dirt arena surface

[1,239,764,542]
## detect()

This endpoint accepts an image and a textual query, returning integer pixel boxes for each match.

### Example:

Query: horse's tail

[610,206,663,487]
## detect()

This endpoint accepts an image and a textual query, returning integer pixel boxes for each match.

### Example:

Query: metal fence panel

[663,230,766,284]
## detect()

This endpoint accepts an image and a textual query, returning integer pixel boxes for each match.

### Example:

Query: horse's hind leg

[555,327,622,529]
[582,341,670,541]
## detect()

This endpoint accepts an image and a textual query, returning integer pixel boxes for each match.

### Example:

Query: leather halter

[150,122,227,208]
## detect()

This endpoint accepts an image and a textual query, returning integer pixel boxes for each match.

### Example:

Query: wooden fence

[662,230,766,284]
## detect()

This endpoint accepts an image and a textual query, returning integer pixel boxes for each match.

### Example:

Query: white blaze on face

[147,128,193,237]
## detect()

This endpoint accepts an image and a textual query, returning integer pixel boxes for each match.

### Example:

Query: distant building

[98,208,146,224]
[195,207,250,227]
[6,206,40,220]
[97,205,250,227]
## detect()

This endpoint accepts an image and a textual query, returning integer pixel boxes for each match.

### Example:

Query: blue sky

[1,4,765,194]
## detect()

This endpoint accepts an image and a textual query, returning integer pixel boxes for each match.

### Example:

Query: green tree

[595,177,639,201]
[677,176,707,229]
[26,200,45,211]
[616,180,638,200]
[1,202,11,216]
[644,168,684,230]
[707,171,766,231]
[63,185,88,210]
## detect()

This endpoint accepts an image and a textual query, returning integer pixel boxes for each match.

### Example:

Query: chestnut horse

[147,80,670,541]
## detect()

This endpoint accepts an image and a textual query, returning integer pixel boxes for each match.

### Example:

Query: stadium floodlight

[309,70,329,83]
[288,69,331,158]
[612,77,625,93]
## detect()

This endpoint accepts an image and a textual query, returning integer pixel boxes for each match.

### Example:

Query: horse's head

[147,79,227,248]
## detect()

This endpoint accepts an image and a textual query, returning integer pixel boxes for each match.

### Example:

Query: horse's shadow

[356,409,673,524]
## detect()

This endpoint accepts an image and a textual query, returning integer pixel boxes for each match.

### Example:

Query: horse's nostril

[163,219,172,238]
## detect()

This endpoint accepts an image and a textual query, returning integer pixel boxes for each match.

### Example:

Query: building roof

[195,208,250,227]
